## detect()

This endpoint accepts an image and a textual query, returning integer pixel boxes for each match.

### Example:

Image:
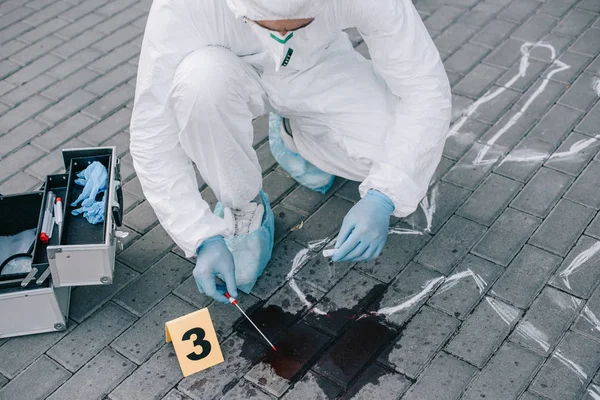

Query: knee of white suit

[170,47,241,120]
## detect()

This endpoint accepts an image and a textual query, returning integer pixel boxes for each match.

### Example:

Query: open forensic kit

[0,147,123,338]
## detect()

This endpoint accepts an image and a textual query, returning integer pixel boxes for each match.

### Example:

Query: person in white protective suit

[129,0,452,304]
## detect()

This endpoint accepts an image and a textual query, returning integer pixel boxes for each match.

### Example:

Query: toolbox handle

[111,159,123,227]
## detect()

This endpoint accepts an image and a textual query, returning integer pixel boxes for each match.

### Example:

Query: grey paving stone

[262,171,297,205]
[56,12,105,39]
[2,74,56,107]
[0,355,71,400]
[305,270,382,335]
[458,1,503,27]
[281,178,344,214]
[472,208,541,266]
[529,199,595,256]
[281,371,343,400]
[223,380,275,399]
[48,348,136,400]
[528,104,583,146]
[493,138,556,183]
[491,244,562,308]
[431,156,455,185]
[358,230,430,283]
[446,296,522,367]
[5,54,62,86]
[88,43,140,73]
[114,253,192,316]
[0,94,51,135]
[444,120,492,162]
[100,129,129,156]
[257,140,277,173]
[498,0,541,23]
[109,344,182,400]
[374,262,444,326]
[37,89,97,125]
[0,118,47,158]
[550,236,600,298]
[0,374,6,390]
[117,224,175,273]
[515,79,568,119]
[273,204,304,243]
[342,364,410,400]
[46,48,103,80]
[26,137,88,179]
[573,283,600,342]
[379,306,459,378]
[509,287,582,355]
[570,27,600,56]
[82,84,134,120]
[565,160,600,209]
[497,58,548,93]
[0,59,21,81]
[586,213,600,241]
[19,17,69,43]
[401,352,478,400]
[41,68,100,101]
[550,51,594,84]
[23,0,71,25]
[47,303,136,372]
[457,173,523,226]
[443,142,505,190]
[93,6,145,34]
[0,171,43,194]
[510,167,574,218]
[163,389,193,400]
[587,54,600,75]
[32,112,96,151]
[85,62,138,96]
[12,36,64,64]
[125,200,158,234]
[453,63,506,98]
[288,196,353,246]
[172,275,214,310]
[415,215,486,275]
[576,101,600,137]
[251,239,307,299]
[69,261,139,323]
[0,325,73,379]
[578,0,600,12]
[584,384,600,400]
[178,334,264,400]
[530,331,600,400]
[112,294,196,364]
[295,249,354,293]
[540,0,579,17]
[428,254,504,319]
[462,342,542,400]
[444,42,490,74]
[480,110,538,158]
[474,86,521,123]
[0,144,45,183]
[424,5,463,32]
[451,94,474,122]
[484,38,527,68]
[434,23,479,53]
[554,9,598,37]
[558,72,600,112]
[512,12,559,41]
[52,29,105,58]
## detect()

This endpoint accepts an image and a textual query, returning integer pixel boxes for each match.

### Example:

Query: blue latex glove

[333,190,395,262]
[193,236,239,304]
[71,161,108,208]
[71,192,106,224]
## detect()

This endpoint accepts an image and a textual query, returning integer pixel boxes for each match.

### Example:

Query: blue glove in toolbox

[0,147,122,338]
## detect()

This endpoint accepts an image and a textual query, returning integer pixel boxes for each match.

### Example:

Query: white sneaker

[223,201,265,236]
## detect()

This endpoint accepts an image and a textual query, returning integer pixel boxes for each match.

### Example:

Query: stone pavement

[1,0,600,398]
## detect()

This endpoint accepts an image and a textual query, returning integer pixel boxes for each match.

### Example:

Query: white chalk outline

[450,42,571,166]
[558,241,600,290]
[553,349,588,382]
[588,384,600,400]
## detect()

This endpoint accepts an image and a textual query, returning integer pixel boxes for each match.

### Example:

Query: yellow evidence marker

[165,308,224,377]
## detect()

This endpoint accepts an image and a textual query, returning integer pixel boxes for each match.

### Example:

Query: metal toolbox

[45,147,123,287]
[0,192,70,338]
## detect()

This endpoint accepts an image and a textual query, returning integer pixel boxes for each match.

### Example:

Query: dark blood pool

[314,315,394,387]
[239,304,299,342]
[265,322,331,381]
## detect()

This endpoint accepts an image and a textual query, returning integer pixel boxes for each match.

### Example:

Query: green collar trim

[270,32,294,44]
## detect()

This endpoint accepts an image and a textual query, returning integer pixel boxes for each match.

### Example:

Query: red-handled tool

[225,292,277,352]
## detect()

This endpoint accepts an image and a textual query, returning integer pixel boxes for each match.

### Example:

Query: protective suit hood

[225,0,326,20]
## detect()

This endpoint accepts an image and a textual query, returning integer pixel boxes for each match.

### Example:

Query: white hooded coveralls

[130,0,452,258]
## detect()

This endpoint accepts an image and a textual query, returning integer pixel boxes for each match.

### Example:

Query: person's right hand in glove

[193,236,238,303]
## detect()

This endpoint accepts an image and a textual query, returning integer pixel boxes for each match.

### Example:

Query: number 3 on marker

[182,327,212,361]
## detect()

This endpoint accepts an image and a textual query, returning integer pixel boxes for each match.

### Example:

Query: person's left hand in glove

[332,189,394,262]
